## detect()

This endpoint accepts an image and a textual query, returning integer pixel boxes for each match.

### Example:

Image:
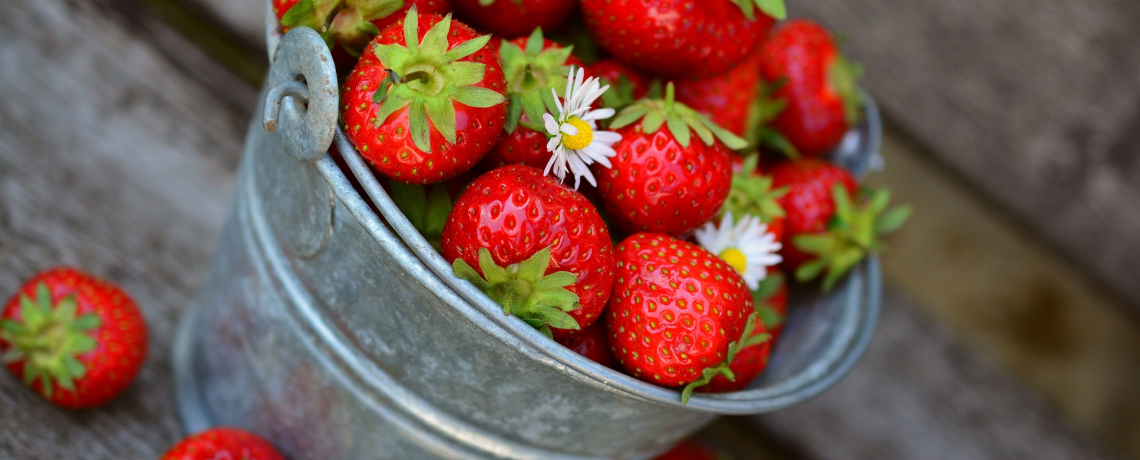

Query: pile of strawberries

[269,0,912,402]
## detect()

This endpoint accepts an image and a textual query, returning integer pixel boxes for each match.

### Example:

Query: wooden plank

[0,0,253,457]
[748,289,1112,460]
[787,0,1140,315]
[868,129,1140,458]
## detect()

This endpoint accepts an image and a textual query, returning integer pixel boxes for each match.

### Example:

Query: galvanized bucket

[171,9,884,459]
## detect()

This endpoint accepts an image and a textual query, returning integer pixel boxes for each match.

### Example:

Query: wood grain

[0,0,251,457]
[749,289,1112,460]
[786,0,1140,315]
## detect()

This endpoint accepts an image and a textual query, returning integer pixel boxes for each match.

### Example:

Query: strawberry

[595,84,745,236]
[580,0,783,78]
[454,0,577,38]
[722,154,788,243]
[0,267,147,409]
[482,29,584,170]
[342,9,508,184]
[556,320,615,367]
[162,428,285,460]
[275,0,453,56]
[759,20,863,157]
[675,50,764,137]
[653,440,722,460]
[771,159,910,290]
[606,234,764,402]
[588,59,650,110]
[699,306,773,393]
[442,165,615,337]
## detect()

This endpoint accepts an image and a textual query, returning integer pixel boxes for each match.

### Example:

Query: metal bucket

[171,11,884,459]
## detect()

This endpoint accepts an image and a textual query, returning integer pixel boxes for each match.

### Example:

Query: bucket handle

[262,27,339,163]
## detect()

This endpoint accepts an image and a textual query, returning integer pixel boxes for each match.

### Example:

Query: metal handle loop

[262,27,339,162]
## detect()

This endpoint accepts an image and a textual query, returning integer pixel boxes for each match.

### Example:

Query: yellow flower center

[561,117,594,150]
[719,248,749,275]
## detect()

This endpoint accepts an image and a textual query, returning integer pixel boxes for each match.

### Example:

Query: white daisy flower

[694,212,783,290]
[541,66,622,189]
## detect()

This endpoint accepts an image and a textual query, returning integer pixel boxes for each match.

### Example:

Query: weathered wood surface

[788,0,1140,315]
[0,0,1128,458]
[749,289,1110,460]
[0,0,248,457]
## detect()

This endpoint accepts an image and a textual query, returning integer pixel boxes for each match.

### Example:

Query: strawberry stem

[452,247,581,338]
[680,312,770,404]
[0,283,101,399]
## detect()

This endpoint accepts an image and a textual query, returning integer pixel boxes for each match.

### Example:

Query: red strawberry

[581,0,782,78]
[0,267,147,409]
[676,50,764,137]
[722,154,788,243]
[161,428,285,460]
[442,165,616,337]
[771,159,910,289]
[653,440,722,460]
[588,59,650,110]
[595,84,745,236]
[454,0,577,38]
[699,309,772,393]
[275,0,453,56]
[482,29,584,170]
[556,320,615,367]
[760,20,863,157]
[343,9,508,184]
[606,234,763,402]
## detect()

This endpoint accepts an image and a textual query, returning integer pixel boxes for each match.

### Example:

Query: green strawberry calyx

[722,154,788,223]
[389,181,453,250]
[281,0,405,55]
[680,312,771,404]
[730,0,787,21]
[747,78,801,158]
[752,272,785,329]
[0,283,101,399]
[500,28,576,133]
[610,83,749,150]
[794,185,911,291]
[370,8,507,153]
[453,246,581,338]
[828,54,864,126]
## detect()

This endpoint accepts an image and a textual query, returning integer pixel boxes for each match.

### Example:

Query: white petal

[593,130,622,145]
[583,107,617,121]
[551,88,565,115]
[546,135,561,152]
[560,123,579,135]
[543,113,560,135]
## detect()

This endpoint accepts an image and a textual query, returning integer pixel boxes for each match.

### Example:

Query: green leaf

[477,248,509,284]
[418,14,452,56]
[609,105,650,129]
[535,271,577,291]
[444,34,491,62]
[53,296,77,322]
[754,0,786,20]
[73,314,102,331]
[36,283,52,315]
[703,117,749,150]
[752,273,784,301]
[62,356,86,379]
[55,369,75,392]
[280,0,317,27]
[532,305,579,330]
[504,94,523,133]
[497,40,526,66]
[424,184,452,235]
[795,259,827,282]
[793,234,832,254]
[69,334,98,355]
[375,91,412,126]
[452,259,490,291]
[19,294,44,330]
[372,43,409,70]
[403,7,419,52]
[516,247,553,283]
[666,112,691,148]
[0,319,24,335]
[832,184,854,221]
[390,182,428,230]
[448,61,487,87]
[642,110,666,134]
[408,98,432,152]
[877,205,912,235]
[760,128,800,159]
[451,86,506,108]
[869,188,891,214]
[426,97,458,145]
[525,27,545,56]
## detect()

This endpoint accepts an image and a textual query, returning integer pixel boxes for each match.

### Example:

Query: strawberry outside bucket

[170,10,884,460]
